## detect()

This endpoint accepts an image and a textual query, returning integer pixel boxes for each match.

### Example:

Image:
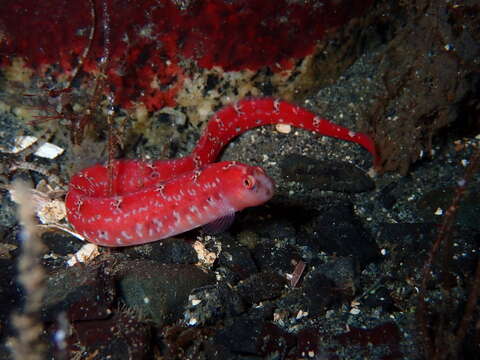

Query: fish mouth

[253,167,275,200]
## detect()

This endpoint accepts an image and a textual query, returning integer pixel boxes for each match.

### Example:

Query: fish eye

[243,175,256,189]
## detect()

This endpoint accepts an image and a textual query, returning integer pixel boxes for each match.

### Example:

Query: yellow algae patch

[4,58,34,84]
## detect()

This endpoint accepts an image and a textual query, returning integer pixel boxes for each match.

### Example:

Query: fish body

[66,161,274,246]
[66,98,378,246]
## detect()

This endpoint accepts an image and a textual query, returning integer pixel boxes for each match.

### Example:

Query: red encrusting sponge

[1,0,373,110]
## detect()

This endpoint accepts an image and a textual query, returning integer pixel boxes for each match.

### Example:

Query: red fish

[65,98,378,246]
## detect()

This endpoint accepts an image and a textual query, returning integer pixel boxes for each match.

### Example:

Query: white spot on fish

[273,99,280,113]
[152,218,163,229]
[189,205,199,214]
[233,103,244,115]
[121,231,133,240]
[173,211,181,225]
[148,227,155,237]
[135,223,144,238]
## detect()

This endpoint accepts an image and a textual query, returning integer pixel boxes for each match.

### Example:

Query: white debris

[36,198,66,224]
[295,310,309,320]
[191,299,202,306]
[0,135,64,159]
[67,243,100,266]
[9,186,66,224]
[3,135,37,152]
[275,124,292,134]
[193,239,218,267]
[350,307,361,315]
[34,141,64,159]
[444,43,454,51]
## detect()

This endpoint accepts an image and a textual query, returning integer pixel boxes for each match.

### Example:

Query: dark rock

[236,271,287,305]
[124,237,198,264]
[417,185,480,230]
[256,219,297,241]
[296,327,320,358]
[252,239,301,274]
[213,265,239,285]
[377,222,480,281]
[0,258,20,332]
[162,325,233,359]
[376,223,437,276]
[42,258,117,322]
[41,232,83,257]
[301,270,344,316]
[67,311,151,360]
[234,204,299,241]
[315,257,356,298]
[236,230,260,249]
[214,316,295,357]
[281,154,375,193]
[333,322,402,359]
[377,180,406,209]
[273,270,343,325]
[300,201,380,267]
[41,232,84,269]
[363,286,397,312]
[292,322,403,359]
[117,260,215,327]
[0,181,17,228]
[376,223,436,248]
[184,283,245,326]
[0,225,7,243]
[217,238,257,282]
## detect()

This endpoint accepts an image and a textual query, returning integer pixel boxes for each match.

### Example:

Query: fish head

[216,162,275,210]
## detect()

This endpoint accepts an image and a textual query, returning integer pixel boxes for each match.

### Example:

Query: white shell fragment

[275,124,292,134]
[0,135,64,159]
[34,142,65,159]
[36,199,67,224]
[9,187,67,224]
[193,238,218,266]
[3,135,37,152]
[67,243,100,266]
